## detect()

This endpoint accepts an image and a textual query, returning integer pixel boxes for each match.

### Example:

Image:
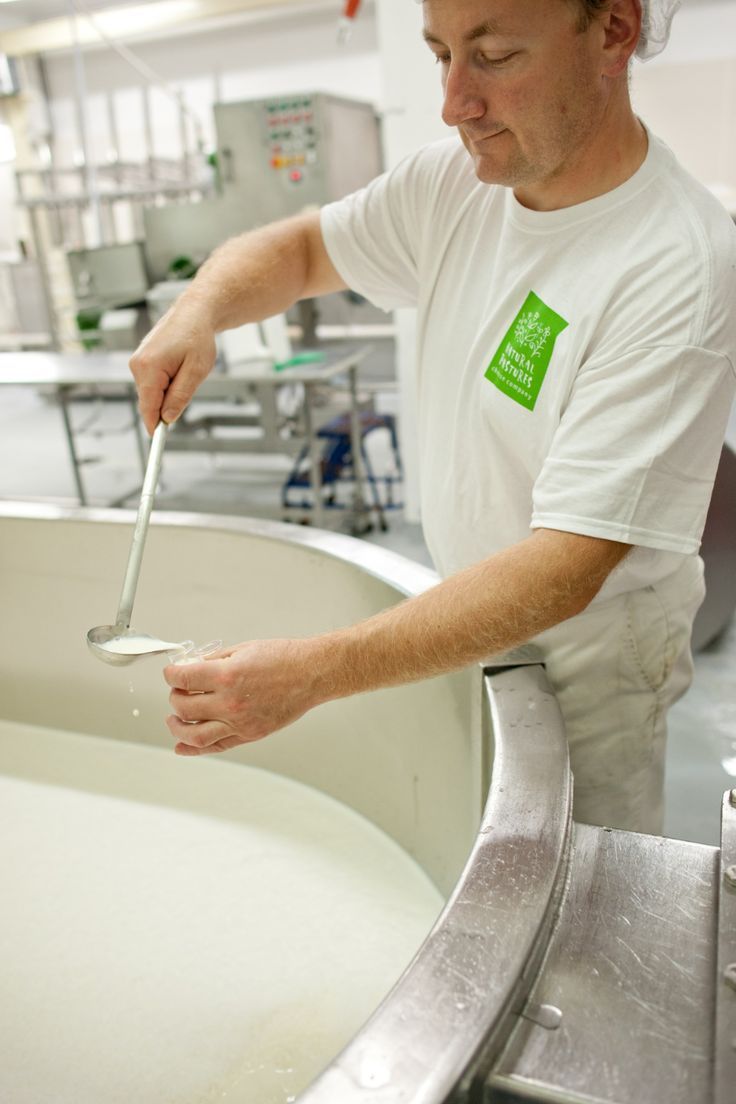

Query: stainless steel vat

[0,504,732,1104]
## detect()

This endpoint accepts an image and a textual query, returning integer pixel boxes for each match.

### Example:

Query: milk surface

[0,722,443,1104]
[100,633,187,656]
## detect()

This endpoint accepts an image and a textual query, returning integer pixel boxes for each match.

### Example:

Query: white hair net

[637,0,681,61]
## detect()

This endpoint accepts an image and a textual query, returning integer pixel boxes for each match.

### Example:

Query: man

[129,0,736,835]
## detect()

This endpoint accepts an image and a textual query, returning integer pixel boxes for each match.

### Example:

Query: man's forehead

[421,0,569,41]
[422,18,507,46]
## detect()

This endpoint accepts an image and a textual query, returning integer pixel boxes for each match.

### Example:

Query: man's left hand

[164,639,324,756]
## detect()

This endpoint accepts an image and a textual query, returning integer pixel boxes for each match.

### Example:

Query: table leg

[58,387,87,506]
[348,364,372,534]
[303,383,324,528]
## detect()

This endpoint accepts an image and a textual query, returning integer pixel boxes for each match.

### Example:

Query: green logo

[485,290,569,411]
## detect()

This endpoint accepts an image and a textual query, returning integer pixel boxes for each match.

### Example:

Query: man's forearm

[163,529,630,755]
[307,529,630,702]
[175,211,344,333]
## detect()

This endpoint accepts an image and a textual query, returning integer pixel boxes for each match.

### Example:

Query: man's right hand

[129,303,218,435]
[129,212,347,435]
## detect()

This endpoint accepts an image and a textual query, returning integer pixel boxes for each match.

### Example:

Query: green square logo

[485,291,569,411]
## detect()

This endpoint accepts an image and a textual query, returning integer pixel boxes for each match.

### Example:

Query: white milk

[0,722,443,1104]
[99,633,187,656]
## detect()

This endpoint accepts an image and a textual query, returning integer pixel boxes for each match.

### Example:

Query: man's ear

[600,0,643,77]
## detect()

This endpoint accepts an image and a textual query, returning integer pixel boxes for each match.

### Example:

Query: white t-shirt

[320,131,736,602]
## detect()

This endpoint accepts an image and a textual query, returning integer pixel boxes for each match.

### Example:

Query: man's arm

[130,210,347,433]
[164,528,630,756]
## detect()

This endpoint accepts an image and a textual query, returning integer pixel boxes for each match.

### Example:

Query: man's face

[422,0,611,199]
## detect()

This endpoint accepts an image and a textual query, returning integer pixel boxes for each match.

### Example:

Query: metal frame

[715,789,736,1104]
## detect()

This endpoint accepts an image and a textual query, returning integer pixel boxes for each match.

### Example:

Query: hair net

[637,0,681,61]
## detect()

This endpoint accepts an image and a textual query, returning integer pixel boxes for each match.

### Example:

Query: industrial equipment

[0,259,53,347]
[143,91,382,282]
[66,242,150,312]
[214,91,381,221]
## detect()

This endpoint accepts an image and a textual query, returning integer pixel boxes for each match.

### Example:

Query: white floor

[1,380,734,848]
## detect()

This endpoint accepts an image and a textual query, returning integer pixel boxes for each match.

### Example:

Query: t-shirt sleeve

[531,344,736,553]
[319,149,434,312]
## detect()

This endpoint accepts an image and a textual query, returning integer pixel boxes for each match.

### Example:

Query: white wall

[41,6,382,169]
[0,116,17,257]
[632,0,736,210]
[374,0,446,522]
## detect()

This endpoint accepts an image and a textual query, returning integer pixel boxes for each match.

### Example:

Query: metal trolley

[282,410,403,535]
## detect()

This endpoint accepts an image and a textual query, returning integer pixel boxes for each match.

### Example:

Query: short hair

[569,0,614,31]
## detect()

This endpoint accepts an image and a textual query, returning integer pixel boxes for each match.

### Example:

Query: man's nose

[441,63,486,128]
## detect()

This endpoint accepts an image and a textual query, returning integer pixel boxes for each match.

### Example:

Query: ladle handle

[115,420,169,629]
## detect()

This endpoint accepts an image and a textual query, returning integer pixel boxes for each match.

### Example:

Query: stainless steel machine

[143,91,382,282]
[214,91,382,223]
[66,242,150,312]
[0,505,733,1104]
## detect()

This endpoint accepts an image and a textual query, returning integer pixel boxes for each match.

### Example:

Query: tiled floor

[1,378,734,847]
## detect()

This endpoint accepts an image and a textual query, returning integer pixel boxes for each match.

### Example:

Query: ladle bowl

[86,625,190,666]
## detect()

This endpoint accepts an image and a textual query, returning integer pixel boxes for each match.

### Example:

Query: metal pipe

[69,0,103,247]
[27,204,61,350]
[338,0,362,42]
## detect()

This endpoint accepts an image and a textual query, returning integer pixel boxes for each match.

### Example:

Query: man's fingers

[166,715,229,748]
[130,354,179,434]
[136,385,168,435]
[167,714,263,755]
[164,657,225,692]
[168,687,215,722]
[174,733,248,757]
[159,355,215,424]
[129,325,216,433]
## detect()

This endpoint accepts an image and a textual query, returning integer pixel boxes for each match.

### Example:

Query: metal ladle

[86,421,186,666]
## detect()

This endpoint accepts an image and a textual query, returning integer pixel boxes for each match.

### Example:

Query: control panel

[213,91,382,225]
[264,95,318,184]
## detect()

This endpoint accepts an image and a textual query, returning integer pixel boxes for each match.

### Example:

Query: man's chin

[460,133,518,186]
[469,152,515,187]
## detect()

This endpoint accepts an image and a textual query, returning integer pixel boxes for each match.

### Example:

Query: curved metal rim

[0,501,440,601]
[298,665,573,1103]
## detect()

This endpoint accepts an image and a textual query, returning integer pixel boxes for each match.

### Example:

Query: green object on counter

[76,307,102,351]
[167,255,198,280]
[274,351,326,372]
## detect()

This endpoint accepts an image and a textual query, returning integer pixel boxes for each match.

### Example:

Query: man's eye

[481,52,517,67]
[433,53,451,65]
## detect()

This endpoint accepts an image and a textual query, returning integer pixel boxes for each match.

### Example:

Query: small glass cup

[170,639,223,665]
[170,640,223,725]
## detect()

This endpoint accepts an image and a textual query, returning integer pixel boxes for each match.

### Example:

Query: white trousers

[532,556,706,835]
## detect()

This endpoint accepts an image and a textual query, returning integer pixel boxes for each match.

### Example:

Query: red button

[289,169,303,183]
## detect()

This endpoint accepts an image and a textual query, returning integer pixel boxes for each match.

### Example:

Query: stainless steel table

[0,348,373,528]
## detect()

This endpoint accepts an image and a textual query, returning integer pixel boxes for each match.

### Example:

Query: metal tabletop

[0,348,373,526]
